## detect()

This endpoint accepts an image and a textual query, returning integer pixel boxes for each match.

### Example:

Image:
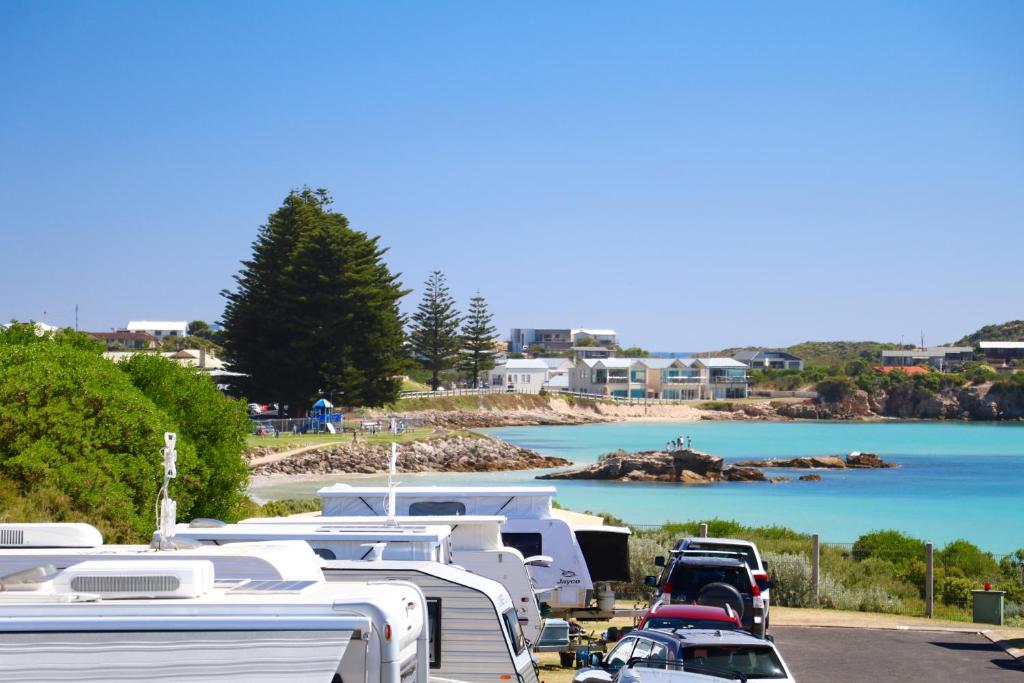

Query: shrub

[818,576,902,612]
[761,552,815,607]
[852,530,926,567]
[939,539,999,579]
[939,576,975,608]
[698,401,735,412]
[815,377,857,403]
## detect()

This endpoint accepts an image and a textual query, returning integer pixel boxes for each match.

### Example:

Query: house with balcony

[89,331,158,350]
[509,326,618,354]
[879,346,975,371]
[733,350,804,371]
[489,359,548,394]
[567,357,747,400]
[696,358,750,399]
[123,320,187,340]
[978,341,1024,367]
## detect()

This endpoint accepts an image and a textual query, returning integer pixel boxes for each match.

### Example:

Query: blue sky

[1,1,1021,350]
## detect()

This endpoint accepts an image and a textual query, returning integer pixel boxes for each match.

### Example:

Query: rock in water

[723,466,767,482]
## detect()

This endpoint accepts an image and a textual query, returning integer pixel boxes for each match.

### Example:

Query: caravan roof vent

[54,560,215,599]
[0,523,103,548]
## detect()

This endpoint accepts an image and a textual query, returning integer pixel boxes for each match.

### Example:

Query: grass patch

[246,427,479,450]
[390,393,552,412]
[697,400,736,411]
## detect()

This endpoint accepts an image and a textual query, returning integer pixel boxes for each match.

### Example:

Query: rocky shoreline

[537,448,895,485]
[250,434,570,476]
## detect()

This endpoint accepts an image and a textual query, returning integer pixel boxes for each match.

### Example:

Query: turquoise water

[250,421,1024,552]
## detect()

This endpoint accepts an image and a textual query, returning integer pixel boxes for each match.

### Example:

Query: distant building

[978,341,1024,366]
[488,359,549,394]
[509,327,617,354]
[567,357,747,400]
[124,320,187,340]
[89,331,157,350]
[571,346,613,359]
[732,350,804,371]
[879,346,974,371]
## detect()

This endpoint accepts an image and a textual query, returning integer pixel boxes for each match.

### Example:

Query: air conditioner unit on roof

[54,560,215,599]
[0,523,103,548]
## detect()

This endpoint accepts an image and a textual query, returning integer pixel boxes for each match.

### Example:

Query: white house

[124,320,187,340]
[489,359,549,394]
[568,357,748,400]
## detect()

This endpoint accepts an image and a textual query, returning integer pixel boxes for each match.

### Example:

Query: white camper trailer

[0,557,425,683]
[172,522,540,682]
[317,485,633,617]
[236,515,544,642]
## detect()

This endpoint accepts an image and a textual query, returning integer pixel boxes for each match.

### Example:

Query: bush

[698,401,735,412]
[852,530,926,567]
[939,539,999,579]
[761,552,815,607]
[818,575,902,612]
[815,377,857,403]
[938,576,975,608]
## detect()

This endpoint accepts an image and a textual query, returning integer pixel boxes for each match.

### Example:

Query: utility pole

[75,304,79,332]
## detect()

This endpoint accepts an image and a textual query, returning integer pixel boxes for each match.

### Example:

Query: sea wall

[250,434,570,476]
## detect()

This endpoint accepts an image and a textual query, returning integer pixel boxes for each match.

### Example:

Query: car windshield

[687,543,758,571]
[682,645,787,679]
[669,565,752,594]
[644,617,737,631]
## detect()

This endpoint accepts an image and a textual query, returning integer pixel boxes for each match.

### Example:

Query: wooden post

[811,534,820,605]
[699,523,708,538]
[926,542,934,618]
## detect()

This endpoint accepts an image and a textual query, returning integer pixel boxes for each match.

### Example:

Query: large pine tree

[460,293,497,387]
[409,271,462,390]
[221,189,408,410]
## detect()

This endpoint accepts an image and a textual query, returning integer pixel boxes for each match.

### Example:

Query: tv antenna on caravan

[385,442,399,527]
[154,432,178,550]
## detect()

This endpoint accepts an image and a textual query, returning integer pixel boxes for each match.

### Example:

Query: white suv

[670,538,772,629]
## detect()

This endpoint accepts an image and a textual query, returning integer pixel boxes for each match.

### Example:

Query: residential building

[733,350,805,371]
[509,327,617,354]
[567,357,747,400]
[879,346,974,371]
[571,345,613,359]
[89,331,157,350]
[978,341,1024,366]
[124,320,187,340]
[489,359,549,394]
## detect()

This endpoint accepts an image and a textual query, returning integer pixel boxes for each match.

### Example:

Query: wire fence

[626,524,1021,624]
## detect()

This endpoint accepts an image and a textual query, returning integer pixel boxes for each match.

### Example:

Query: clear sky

[1,1,1021,350]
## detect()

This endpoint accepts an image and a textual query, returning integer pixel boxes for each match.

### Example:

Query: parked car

[670,538,772,628]
[638,603,743,632]
[646,557,767,637]
[572,628,794,683]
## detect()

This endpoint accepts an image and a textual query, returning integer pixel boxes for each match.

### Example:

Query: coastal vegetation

[611,518,1024,624]
[0,327,251,542]
[955,319,1024,347]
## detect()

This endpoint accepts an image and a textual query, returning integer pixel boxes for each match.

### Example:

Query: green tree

[118,354,250,521]
[409,270,462,390]
[618,346,651,357]
[460,293,497,387]
[187,320,211,337]
[221,188,408,409]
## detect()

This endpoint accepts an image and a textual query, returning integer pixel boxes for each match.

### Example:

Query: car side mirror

[589,652,604,668]
[644,575,658,587]
[654,556,665,567]
[767,580,774,590]
[762,560,769,571]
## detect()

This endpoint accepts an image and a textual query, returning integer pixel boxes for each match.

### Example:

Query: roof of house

[695,358,747,368]
[881,346,973,357]
[979,341,1024,349]
[876,365,931,375]
[500,359,549,370]
[89,331,156,341]
[536,357,573,369]
[573,328,617,337]
[639,358,676,369]
[733,349,802,362]
[126,320,187,331]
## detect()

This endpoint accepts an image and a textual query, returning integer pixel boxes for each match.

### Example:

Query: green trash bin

[972,589,1005,625]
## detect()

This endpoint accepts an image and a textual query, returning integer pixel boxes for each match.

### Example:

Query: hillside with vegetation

[954,319,1024,346]
[712,341,902,367]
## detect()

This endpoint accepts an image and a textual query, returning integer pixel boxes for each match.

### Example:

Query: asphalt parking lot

[773,626,1023,682]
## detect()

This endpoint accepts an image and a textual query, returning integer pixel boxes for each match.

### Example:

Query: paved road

[773,626,1023,682]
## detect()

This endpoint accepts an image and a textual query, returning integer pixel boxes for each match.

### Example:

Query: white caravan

[0,557,425,683]
[234,514,545,642]
[172,523,540,683]
[318,485,633,616]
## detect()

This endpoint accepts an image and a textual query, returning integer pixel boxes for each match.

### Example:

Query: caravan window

[502,608,527,655]
[409,501,466,516]
[426,598,442,667]
[501,532,543,558]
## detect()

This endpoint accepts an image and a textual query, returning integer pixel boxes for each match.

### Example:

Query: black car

[646,556,768,637]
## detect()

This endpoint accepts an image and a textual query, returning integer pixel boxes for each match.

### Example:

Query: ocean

[250,421,1024,553]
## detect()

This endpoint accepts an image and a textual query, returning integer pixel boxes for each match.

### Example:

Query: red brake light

[662,581,673,594]
[751,583,761,597]
[384,624,392,641]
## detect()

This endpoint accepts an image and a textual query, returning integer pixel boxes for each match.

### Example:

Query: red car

[637,602,743,632]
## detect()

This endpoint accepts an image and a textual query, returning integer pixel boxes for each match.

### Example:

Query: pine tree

[460,293,497,387]
[409,271,462,390]
[221,188,408,409]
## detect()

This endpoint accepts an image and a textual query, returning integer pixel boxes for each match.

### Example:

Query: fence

[250,415,429,436]
[398,387,516,399]
[627,523,1019,623]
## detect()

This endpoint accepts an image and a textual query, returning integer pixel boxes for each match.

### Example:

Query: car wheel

[696,582,745,621]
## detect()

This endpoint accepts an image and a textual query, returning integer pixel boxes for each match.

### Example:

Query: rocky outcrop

[251,435,569,476]
[538,449,724,483]
[723,466,767,482]
[733,453,895,469]
[799,474,822,481]
[371,408,605,428]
